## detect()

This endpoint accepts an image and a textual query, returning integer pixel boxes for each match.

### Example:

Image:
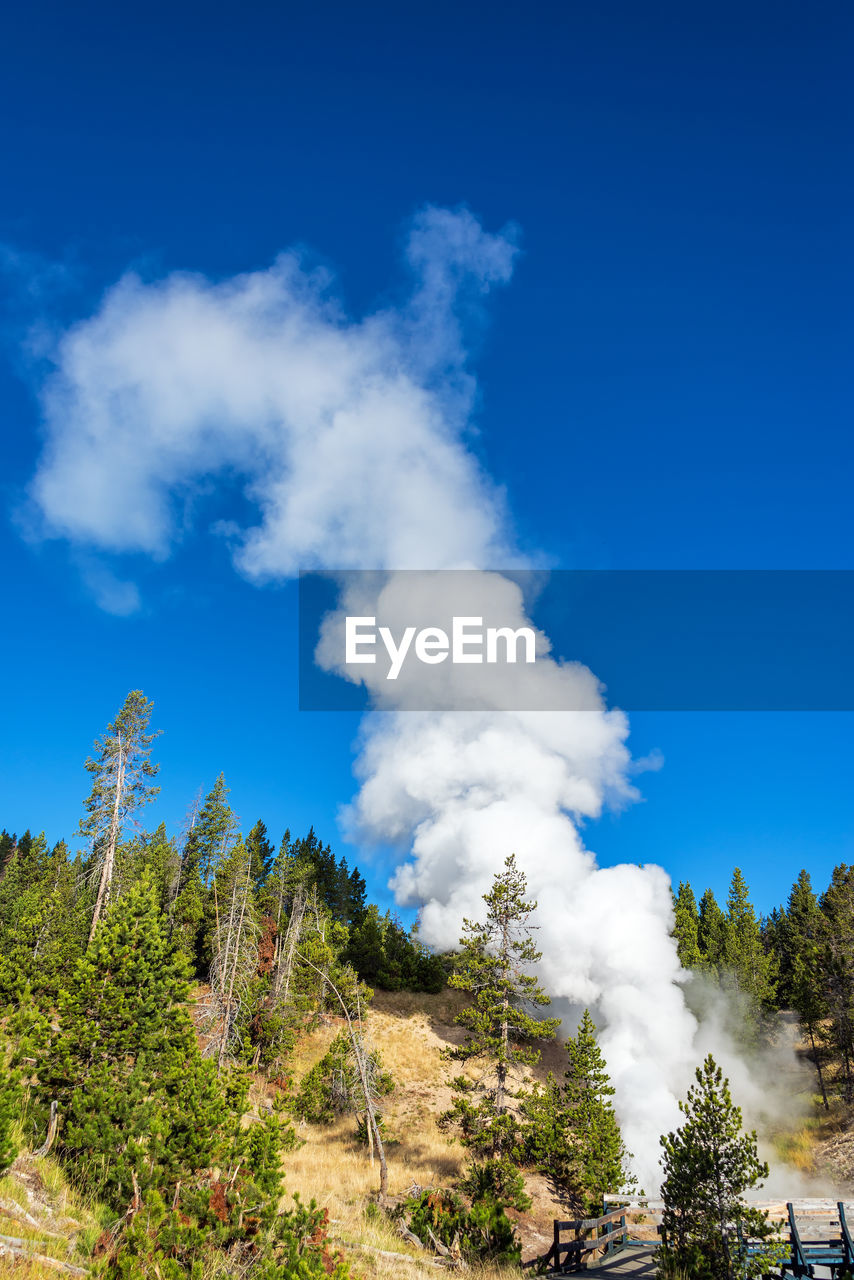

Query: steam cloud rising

[25,207,788,1187]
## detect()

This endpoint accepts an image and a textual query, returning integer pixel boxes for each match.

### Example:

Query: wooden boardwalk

[575,1243,657,1277]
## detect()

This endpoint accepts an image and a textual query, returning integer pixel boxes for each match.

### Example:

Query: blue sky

[1,0,851,915]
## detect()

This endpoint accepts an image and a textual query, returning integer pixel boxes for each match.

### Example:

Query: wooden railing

[543,1207,628,1274]
[657,1200,854,1279]
[539,1199,854,1276]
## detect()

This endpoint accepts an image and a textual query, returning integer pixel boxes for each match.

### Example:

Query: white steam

[24,207,796,1189]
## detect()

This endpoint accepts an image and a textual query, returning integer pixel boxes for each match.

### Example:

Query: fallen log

[329,1235,451,1269]
[0,1233,88,1275]
[426,1225,452,1257]
[0,1195,47,1231]
[397,1220,426,1249]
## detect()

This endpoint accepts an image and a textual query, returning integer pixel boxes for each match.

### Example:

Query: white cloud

[30,208,518,576]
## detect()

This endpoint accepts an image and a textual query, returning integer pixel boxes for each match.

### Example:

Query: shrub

[396,1179,522,1267]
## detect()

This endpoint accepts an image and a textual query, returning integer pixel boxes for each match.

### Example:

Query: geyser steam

[25,206,776,1187]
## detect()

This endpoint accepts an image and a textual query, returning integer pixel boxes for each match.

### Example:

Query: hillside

[0,988,599,1277]
[246,988,563,1269]
[247,991,853,1268]
[4,987,854,1277]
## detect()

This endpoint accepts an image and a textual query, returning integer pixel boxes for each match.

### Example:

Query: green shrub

[397,1179,522,1267]
[290,1032,393,1125]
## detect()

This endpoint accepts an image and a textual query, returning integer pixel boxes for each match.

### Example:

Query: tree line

[0,690,640,1274]
[673,862,854,1107]
[0,689,836,1277]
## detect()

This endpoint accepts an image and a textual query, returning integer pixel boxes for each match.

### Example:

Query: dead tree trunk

[203,857,258,1069]
[296,952,388,1204]
[34,1101,58,1158]
[272,888,306,1004]
[219,865,252,1069]
[807,1022,830,1111]
[88,736,125,944]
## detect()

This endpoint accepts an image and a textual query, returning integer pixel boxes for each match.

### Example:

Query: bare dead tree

[200,845,259,1068]
[296,951,389,1204]
[271,886,307,1004]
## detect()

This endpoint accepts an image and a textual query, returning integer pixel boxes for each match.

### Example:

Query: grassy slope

[271,988,570,1271]
[6,991,851,1278]
[0,1135,111,1277]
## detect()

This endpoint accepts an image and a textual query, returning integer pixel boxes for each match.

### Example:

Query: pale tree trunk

[88,736,125,945]
[215,877,240,1056]
[204,860,258,1070]
[807,1022,830,1111]
[219,866,252,1069]
[297,952,388,1204]
[271,871,289,969]
[272,888,306,1003]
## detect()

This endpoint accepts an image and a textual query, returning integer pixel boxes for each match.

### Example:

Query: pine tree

[818,865,854,1102]
[561,1010,635,1209]
[36,875,226,1209]
[441,854,559,1184]
[520,1010,634,1211]
[79,691,161,942]
[0,837,88,1005]
[0,830,16,872]
[660,1055,779,1280]
[170,862,206,968]
[246,819,274,885]
[346,865,367,926]
[698,888,727,973]
[724,870,775,999]
[673,882,702,969]
[182,774,239,889]
[518,1071,579,1199]
[344,905,443,993]
[776,872,830,1108]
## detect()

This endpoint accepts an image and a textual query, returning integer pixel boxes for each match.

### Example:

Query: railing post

[553,1220,560,1274]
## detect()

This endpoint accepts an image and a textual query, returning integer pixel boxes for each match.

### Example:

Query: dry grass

[0,1149,110,1278]
[773,1122,821,1174]
[274,988,564,1273]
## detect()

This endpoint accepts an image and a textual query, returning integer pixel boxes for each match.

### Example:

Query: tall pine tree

[673,882,702,968]
[441,854,559,1193]
[79,691,161,942]
[660,1055,779,1280]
